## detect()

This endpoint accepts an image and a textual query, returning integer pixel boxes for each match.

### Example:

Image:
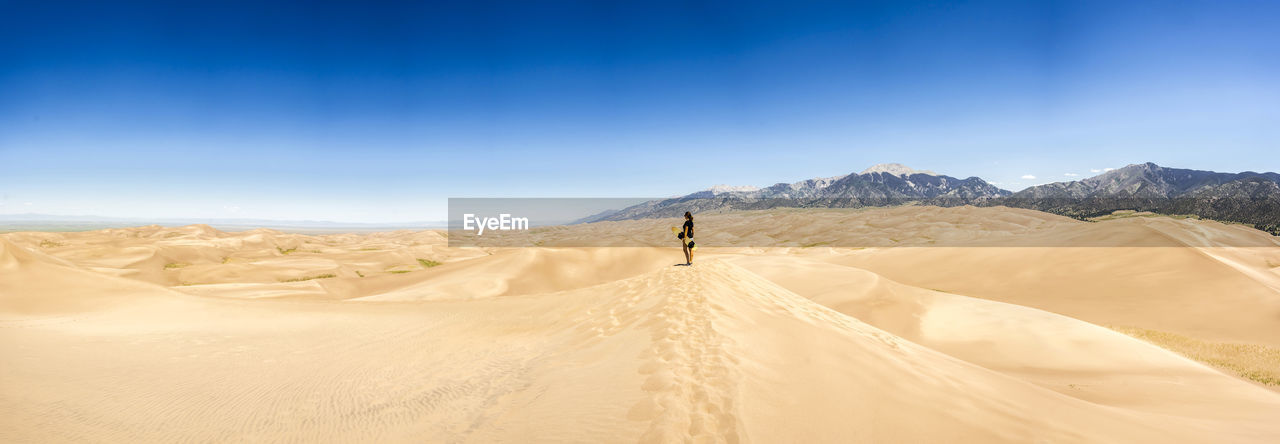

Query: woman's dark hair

[684,211,693,221]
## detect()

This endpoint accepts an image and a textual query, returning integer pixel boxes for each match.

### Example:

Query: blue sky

[2,0,1277,222]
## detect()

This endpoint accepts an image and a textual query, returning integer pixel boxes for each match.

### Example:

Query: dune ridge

[4,206,1280,442]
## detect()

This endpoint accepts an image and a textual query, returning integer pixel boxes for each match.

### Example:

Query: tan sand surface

[3,206,1280,442]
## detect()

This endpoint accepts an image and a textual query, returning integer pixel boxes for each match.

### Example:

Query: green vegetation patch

[279,273,337,283]
[164,262,189,269]
[277,246,297,255]
[1088,211,1200,222]
[417,258,442,268]
[1112,326,1280,387]
[39,239,65,248]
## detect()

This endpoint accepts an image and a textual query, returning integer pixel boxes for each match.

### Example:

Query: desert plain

[3,206,1280,442]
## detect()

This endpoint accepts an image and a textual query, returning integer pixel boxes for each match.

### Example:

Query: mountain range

[1001,163,1280,234]
[584,163,1009,222]
[1009,163,1280,199]
[585,162,1280,235]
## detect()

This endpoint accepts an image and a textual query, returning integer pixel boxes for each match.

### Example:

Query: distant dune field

[3,206,1280,442]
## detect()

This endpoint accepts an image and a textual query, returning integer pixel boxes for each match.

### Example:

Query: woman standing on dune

[679,211,695,265]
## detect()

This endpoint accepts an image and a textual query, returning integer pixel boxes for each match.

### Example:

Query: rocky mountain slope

[584,163,1010,222]
[1000,163,1280,234]
[584,162,1280,235]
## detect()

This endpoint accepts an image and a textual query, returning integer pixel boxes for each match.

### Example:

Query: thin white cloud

[1104,167,1115,172]
[1020,174,1036,180]
[223,205,242,214]
[1090,169,1101,173]
[1064,173,1079,177]
[23,202,32,206]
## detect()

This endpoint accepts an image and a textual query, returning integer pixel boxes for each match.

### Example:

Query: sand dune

[822,224,1280,347]
[3,206,1280,442]
[722,255,1280,417]
[0,238,185,315]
